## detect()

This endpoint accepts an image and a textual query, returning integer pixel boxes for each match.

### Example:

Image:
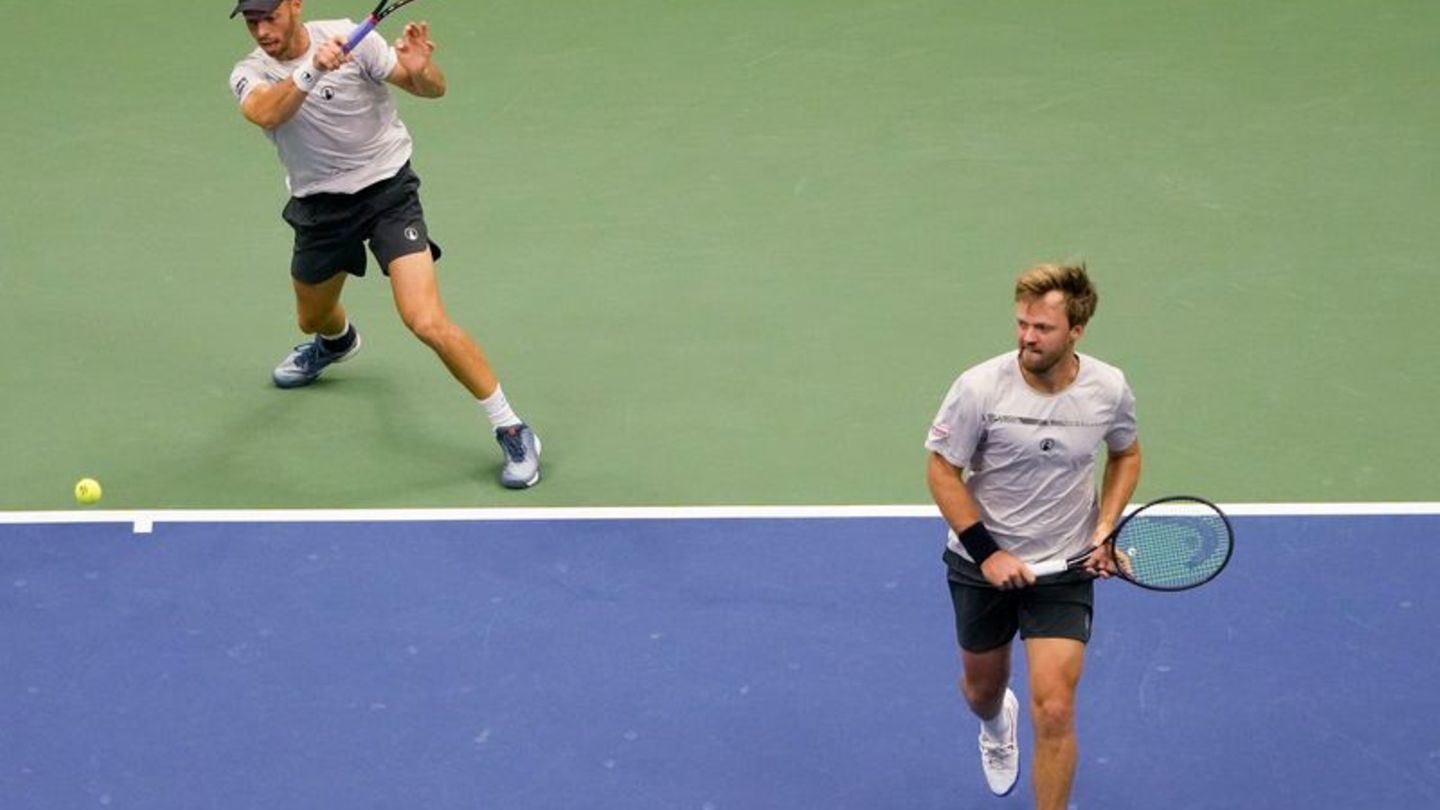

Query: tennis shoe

[494,423,542,489]
[272,329,362,388]
[978,688,1020,796]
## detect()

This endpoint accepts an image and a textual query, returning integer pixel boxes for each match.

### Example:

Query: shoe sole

[502,471,540,490]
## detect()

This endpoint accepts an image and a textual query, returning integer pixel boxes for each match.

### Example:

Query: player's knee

[402,309,450,346]
[961,676,1007,713]
[1030,692,1075,739]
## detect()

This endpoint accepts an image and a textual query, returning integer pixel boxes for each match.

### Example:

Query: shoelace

[497,428,529,462]
[287,341,324,371]
[981,739,1016,766]
[288,338,347,372]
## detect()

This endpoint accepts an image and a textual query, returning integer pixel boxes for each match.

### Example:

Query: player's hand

[980,550,1036,590]
[313,35,352,71]
[395,21,436,72]
[1083,527,1120,579]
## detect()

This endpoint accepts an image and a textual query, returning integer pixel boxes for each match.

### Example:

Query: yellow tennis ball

[74,478,103,505]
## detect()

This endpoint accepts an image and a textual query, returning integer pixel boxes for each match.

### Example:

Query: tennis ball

[74,478,103,505]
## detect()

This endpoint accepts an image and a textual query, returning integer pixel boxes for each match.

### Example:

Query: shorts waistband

[293,162,413,203]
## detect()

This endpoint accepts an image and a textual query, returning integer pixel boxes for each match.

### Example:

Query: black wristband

[957,521,1001,565]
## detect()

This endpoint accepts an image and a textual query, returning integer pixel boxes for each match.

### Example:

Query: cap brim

[230,0,281,19]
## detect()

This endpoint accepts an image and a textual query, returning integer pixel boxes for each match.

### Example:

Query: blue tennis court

[2,509,1437,809]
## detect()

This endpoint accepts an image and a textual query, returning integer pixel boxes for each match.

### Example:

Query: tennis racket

[1030,496,1234,591]
[341,0,423,53]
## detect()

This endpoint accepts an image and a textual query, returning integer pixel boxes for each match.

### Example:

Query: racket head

[374,0,420,21]
[1108,496,1233,591]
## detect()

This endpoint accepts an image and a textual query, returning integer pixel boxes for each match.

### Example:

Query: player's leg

[960,643,1011,721]
[1017,579,1093,810]
[293,271,350,337]
[273,271,365,388]
[949,578,1021,796]
[367,164,503,400]
[1023,636,1085,810]
[273,193,368,388]
[370,164,541,488]
[386,251,541,488]
[387,250,497,398]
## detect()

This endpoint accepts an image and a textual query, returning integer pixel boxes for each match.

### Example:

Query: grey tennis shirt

[229,19,410,197]
[926,351,1138,567]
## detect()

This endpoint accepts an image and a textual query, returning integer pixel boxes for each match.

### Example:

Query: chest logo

[320,86,336,101]
[1039,438,1057,452]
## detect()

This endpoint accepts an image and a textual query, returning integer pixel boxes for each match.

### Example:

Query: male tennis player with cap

[925,262,1141,808]
[227,0,541,489]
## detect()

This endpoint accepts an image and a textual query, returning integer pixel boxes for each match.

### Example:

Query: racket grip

[342,17,379,53]
[1030,559,1068,577]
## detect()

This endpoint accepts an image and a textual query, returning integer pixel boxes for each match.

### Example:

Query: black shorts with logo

[943,548,1094,653]
[280,162,443,284]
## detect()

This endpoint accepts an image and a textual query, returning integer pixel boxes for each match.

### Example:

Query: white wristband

[292,59,323,93]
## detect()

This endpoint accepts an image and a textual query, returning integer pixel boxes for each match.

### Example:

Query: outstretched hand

[394,21,436,73]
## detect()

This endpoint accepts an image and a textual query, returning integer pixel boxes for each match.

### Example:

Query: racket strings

[1117,515,1230,589]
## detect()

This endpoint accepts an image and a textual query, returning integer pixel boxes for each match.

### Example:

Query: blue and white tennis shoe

[272,329,362,388]
[494,423,542,489]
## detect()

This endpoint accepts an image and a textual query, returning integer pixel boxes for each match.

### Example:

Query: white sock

[981,699,1012,740]
[478,386,523,429]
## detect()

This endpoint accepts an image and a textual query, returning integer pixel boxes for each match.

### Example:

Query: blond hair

[1014,262,1098,328]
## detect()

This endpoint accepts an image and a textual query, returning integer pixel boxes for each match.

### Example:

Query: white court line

[0,502,1438,534]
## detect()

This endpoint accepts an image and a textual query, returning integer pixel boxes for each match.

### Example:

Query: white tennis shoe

[978,688,1020,796]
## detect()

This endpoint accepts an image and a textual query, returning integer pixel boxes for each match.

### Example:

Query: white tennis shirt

[229,20,412,197]
[926,351,1138,566]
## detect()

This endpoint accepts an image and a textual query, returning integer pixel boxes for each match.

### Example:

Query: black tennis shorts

[280,162,443,284]
[943,549,1094,653]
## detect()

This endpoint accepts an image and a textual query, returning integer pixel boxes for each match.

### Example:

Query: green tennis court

[2,0,1435,509]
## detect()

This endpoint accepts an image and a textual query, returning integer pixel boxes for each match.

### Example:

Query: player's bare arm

[926,452,1036,590]
[1085,439,1142,577]
[241,36,350,129]
[240,77,309,129]
[386,22,446,98]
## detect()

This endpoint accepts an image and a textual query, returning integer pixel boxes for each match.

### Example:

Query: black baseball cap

[230,0,283,18]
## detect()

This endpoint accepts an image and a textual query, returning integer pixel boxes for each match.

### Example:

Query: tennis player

[227,0,541,489]
[925,263,1141,807]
